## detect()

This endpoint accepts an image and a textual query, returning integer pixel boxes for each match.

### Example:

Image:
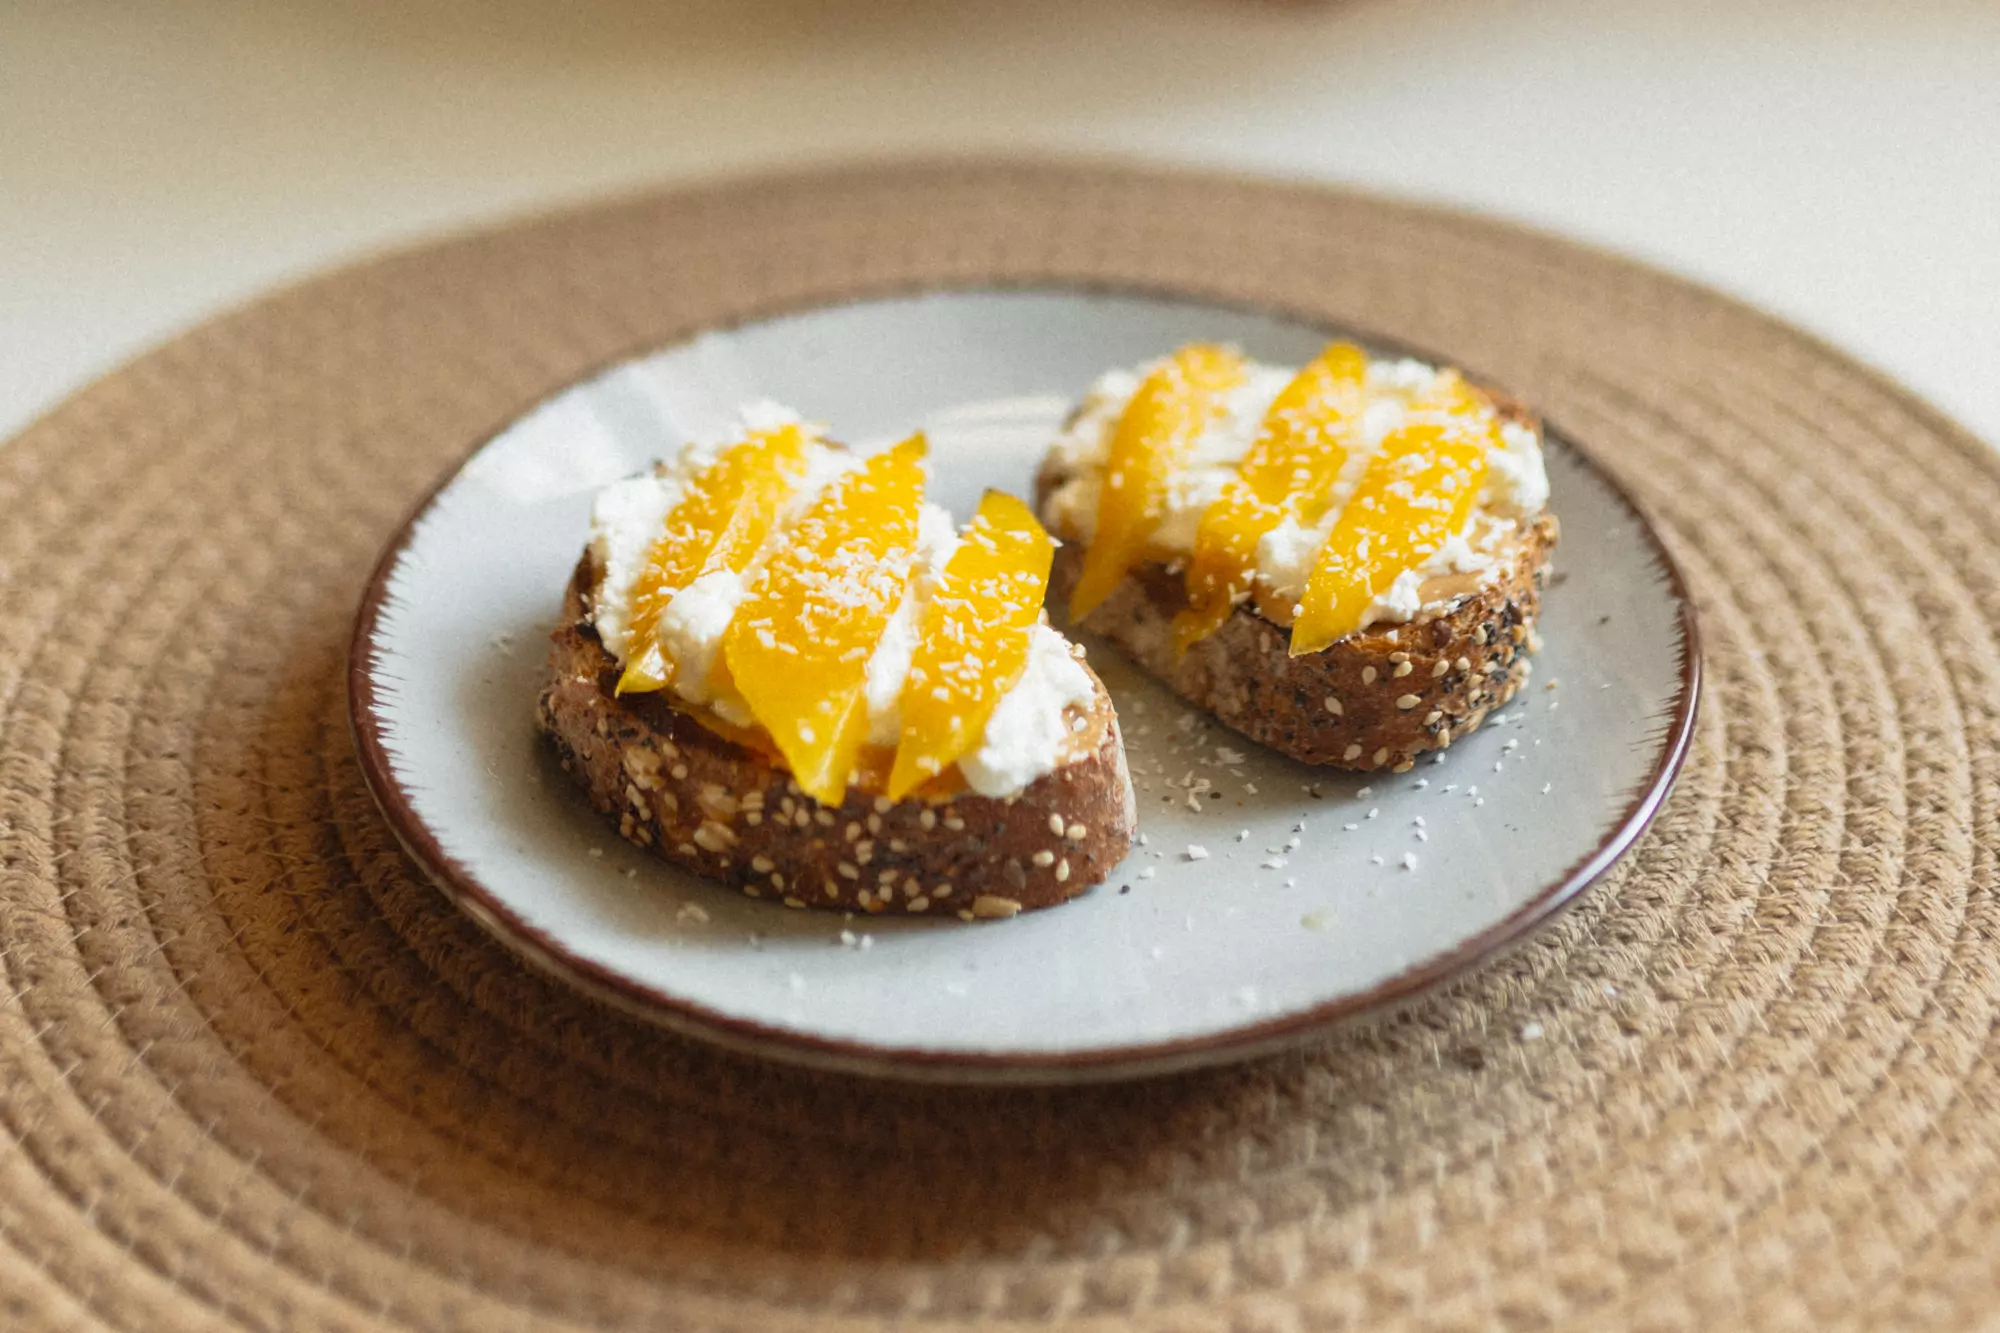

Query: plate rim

[346,285,1703,1085]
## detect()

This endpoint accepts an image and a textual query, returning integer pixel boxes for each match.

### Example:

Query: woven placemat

[4,159,1998,1331]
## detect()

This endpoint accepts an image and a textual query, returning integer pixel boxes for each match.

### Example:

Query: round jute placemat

[4,159,1999,1332]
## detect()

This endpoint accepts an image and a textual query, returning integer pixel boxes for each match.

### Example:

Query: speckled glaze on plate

[349,289,1698,1084]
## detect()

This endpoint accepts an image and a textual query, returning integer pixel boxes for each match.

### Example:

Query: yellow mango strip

[1067,344,1246,621]
[1170,342,1370,655]
[887,491,1055,800]
[617,424,811,695]
[1290,376,1492,656]
[723,435,928,807]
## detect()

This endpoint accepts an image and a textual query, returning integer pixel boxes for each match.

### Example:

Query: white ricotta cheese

[1486,419,1551,517]
[957,624,1098,798]
[588,469,687,662]
[651,567,744,705]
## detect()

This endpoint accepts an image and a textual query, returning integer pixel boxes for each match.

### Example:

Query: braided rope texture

[3,160,1998,1331]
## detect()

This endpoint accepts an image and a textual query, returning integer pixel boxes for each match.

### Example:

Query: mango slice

[618,424,811,695]
[1068,344,1246,621]
[1290,374,1492,655]
[723,435,928,807]
[1171,342,1369,654]
[887,491,1054,800]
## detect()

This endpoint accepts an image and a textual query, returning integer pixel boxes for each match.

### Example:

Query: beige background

[5,0,1998,444]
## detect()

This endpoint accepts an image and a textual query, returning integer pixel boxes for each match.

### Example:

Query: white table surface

[5,0,1997,447]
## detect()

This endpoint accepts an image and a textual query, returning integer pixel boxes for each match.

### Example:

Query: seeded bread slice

[536,558,1137,917]
[1039,458,1558,772]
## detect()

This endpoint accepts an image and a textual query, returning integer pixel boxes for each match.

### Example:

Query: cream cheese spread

[585,403,1090,798]
[1040,354,1550,631]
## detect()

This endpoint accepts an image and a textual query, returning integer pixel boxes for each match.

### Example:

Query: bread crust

[536,561,1137,916]
[1040,454,1557,771]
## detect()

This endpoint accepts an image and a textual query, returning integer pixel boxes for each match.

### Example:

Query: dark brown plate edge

[345,285,1702,1087]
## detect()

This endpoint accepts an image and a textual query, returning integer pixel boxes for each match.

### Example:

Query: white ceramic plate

[350,290,1698,1083]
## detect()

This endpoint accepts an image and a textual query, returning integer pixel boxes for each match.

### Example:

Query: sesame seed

[1389,651,1410,664]
[944,815,965,831]
[1031,850,1056,867]
[1432,659,1450,678]
[873,796,893,814]
[866,813,882,834]
[909,897,930,912]
[972,895,1023,919]
[1372,747,1390,765]
[1324,696,1344,716]
[1424,710,1442,726]
[1048,813,1066,836]
[1394,661,1414,678]
[934,882,953,898]
[1343,744,1364,761]
[1066,822,1087,841]
[670,763,689,780]
[1361,666,1377,685]
[1056,858,1071,882]
[1397,694,1421,710]
[814,809,834,827]
[919,809,937,831]
[844,822,862,842]
[784,897,807,909]
[837,862,859,880]
[750,855,775,873]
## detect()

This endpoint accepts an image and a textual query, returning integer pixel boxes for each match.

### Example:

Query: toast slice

[536,412,1136,917]
[538,560,1135,917]
[1036,345,1558,773]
